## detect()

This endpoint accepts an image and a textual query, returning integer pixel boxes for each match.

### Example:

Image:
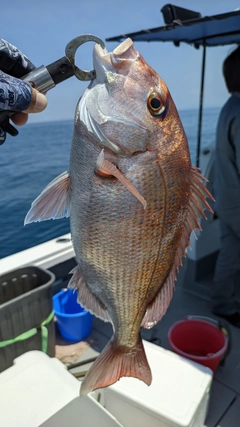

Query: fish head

[78,38,186,156]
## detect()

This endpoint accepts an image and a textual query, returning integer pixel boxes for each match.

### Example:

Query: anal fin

[68,265,111,323]
[141,271,175,329]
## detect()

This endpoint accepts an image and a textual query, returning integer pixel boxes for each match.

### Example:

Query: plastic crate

[0,266,55,372]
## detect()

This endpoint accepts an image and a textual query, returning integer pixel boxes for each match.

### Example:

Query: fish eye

[147,92,165,116]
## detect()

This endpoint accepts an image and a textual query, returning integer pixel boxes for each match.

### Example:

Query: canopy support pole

[196,45,206,167]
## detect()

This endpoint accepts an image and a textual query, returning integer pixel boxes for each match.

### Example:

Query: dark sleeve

[0,38,34,111]
[0,39,35,143]
[0,38,35,77]
[230,114,240,175]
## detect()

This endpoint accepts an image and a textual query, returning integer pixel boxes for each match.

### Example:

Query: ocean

[0,107,220,259]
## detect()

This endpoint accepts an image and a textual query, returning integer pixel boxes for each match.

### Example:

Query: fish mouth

[93,38,138,82]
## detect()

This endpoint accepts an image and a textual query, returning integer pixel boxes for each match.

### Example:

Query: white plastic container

[0,342,212,427]
[103,340,213,427]
[0,351,122,427]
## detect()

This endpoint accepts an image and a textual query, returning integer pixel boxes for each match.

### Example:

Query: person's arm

[230,114,240,175]
[0,39,47,142]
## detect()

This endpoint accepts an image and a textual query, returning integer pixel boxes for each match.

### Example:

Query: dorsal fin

[141,167,215,329]
[24,171,70,224]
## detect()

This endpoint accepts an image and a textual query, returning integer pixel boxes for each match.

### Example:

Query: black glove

[0,39,35,143]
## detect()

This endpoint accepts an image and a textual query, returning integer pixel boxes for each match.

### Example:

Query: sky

[1,0,240,123]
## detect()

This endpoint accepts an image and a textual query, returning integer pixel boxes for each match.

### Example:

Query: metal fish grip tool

[0,34,105,144]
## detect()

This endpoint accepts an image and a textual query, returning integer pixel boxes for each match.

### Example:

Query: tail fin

[80,336,152,396]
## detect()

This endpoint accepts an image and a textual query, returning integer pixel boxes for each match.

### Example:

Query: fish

[25,38,214,396]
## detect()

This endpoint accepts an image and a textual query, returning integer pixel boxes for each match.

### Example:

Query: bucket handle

[185,315,222,328]
[185,315,231,366]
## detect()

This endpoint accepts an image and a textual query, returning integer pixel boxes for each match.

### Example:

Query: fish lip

[93,38,138,81]
[93,44,113,73]
[111,38,138,62]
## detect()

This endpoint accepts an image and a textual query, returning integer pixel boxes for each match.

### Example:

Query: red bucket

[168,316,229,373]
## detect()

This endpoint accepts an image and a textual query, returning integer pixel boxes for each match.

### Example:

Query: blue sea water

[0,107,220,259]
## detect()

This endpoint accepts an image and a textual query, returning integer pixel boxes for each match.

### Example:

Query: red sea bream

[25,38,213,395]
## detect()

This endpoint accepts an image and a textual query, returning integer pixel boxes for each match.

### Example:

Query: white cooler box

[0,341,212,427]
[0,351,122,427]
[102,340,213,427]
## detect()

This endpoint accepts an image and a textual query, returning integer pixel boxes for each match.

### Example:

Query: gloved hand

[0,39,47,143]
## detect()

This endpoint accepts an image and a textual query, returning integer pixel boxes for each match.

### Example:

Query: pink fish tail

[80,336,152,396]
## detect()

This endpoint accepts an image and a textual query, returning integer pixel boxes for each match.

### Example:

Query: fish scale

[74,153,165,339]
[82,163,163,294]
[25,38,214,395]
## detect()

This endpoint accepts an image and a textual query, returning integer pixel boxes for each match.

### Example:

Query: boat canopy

[106,5,240,166]
[106,6,240,48]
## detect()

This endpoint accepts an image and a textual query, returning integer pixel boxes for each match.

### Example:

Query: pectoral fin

[96,149,147,209]
[24,171,70,224]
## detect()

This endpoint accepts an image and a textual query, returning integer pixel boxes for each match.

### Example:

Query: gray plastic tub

[0,266,55,372]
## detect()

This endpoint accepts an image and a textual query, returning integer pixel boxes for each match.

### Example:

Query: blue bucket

[53,289,93,342]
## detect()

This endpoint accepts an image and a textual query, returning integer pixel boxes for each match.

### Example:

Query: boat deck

[56,259,240,427]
